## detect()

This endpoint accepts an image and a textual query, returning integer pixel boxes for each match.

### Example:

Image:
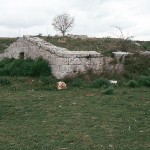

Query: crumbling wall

[0,53,3,60]
[2,35,123,79]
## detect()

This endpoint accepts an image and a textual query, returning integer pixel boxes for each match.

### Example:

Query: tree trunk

[62,31,65,37]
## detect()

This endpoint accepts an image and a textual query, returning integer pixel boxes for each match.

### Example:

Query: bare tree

[52,12,74,36]
[114,26,134,40]
[112,26,135,52]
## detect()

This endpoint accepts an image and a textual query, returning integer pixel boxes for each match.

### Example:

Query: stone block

[90,57,103,65]
[79,58,91,64]
[68,58,82,65]
[54,58,69,65]
[59,65,70,73]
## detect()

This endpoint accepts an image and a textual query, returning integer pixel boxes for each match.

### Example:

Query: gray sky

[0,0,150,40]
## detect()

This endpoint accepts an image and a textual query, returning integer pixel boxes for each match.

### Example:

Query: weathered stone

[0,54,4,60]
[69,58,82,65]
[67,34,88,40]
[57,81,67,90]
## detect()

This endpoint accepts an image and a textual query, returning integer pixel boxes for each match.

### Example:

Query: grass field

[0,77,150,150]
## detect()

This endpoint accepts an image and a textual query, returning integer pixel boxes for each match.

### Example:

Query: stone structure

[0,54,3,60]
[67,34,88,40]
[0,35,123,79]
[112,51,132,63]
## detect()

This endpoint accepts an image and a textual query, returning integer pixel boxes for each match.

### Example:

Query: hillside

[0,36,150,56]
[0,38,17,53]
[42,36,150,56]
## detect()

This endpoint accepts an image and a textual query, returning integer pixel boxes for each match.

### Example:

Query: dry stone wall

[1,35,123,79]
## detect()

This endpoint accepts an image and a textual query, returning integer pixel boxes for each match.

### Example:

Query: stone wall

[0,53,3,60]
[1,35,123,79]
[67,34,88,40]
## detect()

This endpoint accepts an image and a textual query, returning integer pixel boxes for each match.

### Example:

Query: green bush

[0,58,51,76]
[31,58,51,76]
[71,78,84,87]
[127,80,139,88]
[142,41,150,51]
[0,78,11,85]
[90,78,111,88]
[103,86,114,95]
[138,76,150,87]
[0,58,15,67]
[124,53,150,76]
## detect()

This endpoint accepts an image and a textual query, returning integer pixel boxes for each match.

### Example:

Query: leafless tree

[52,12,74,36]
[114,26,134,40]
[112,26,135,52]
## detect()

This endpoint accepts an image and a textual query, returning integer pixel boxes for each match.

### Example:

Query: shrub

[142,41,150,51]
[138,76,150,87]
[90,78,111,88]
[127,80,138,88]
[0,58,15,67]
[124,53,150,76]
[0,78,11,85]
[31,58,51,76]
[71,78,84,87]
[0,57,51,76]
[103,86,114,95]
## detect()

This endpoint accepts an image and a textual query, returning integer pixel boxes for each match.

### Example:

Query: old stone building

[0,35,123,79]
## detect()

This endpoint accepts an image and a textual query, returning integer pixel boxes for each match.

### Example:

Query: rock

[110,80,117,84]
[57,81,67,90]
[134,42,141,47]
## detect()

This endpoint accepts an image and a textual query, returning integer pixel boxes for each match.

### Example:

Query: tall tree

[52,12,74,36]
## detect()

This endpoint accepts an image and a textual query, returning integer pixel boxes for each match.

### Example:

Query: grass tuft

[90,78,111,88]
[103,86,114,95]
[127,80,139,88]
[0,78,11,85]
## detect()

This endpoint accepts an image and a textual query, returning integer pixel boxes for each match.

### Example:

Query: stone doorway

[19,52,24,59]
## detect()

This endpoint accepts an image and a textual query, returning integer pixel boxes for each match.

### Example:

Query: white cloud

[0,0,149,40]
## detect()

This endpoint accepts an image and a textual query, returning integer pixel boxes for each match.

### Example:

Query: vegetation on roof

[41,36,150,56]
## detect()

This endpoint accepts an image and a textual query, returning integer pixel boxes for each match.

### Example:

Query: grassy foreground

[0,78,150,150]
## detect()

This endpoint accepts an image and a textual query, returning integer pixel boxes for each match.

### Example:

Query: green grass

[42,36,120,56]
[41,36,149,56]
[0,77,150,150]
[0,38,17,53]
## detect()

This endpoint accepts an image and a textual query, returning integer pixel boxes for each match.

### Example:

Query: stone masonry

[0,35,123,79]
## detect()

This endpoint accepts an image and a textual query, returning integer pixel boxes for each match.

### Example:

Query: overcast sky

[0,0,150,40]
